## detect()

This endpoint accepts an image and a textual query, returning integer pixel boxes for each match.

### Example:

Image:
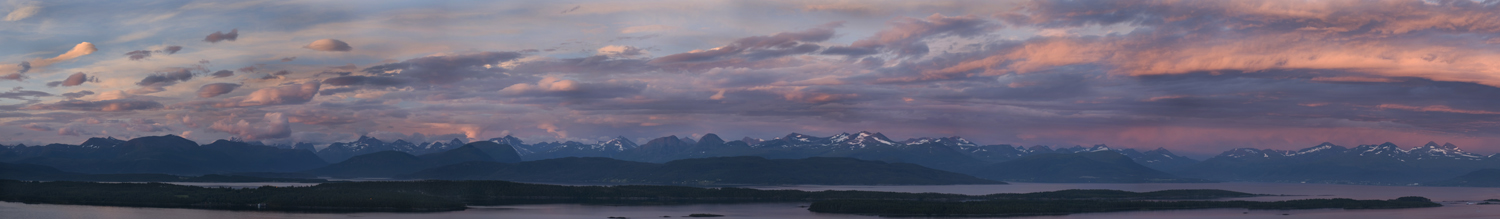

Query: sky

[2,0,1499,156]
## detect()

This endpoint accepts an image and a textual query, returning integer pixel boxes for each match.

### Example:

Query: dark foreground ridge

[809,197,1441,217]
[396,156,1003,185]
[0,180,1268,213]
[0,162,326,183]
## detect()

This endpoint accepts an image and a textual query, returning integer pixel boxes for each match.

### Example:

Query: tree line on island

[0,179,1440,215]
[807,197,1442,217]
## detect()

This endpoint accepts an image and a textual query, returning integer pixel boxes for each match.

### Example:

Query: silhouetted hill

[399,157,659,182]
[306,142,504,178]
[201,140,327,172]
[305,151,433,178]
[0,162,72,180]
[970,151,1211,183]
[417,144,497,166]
[1,135,325,175]
[0,162,324,182]
[1427,169,1500,187]
[398,156,1001,185]
[462,141,522,163]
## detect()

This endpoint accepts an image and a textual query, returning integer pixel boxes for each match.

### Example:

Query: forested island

[0,162,326,183]
[809,197,1442,217]
[0,179,1437,214]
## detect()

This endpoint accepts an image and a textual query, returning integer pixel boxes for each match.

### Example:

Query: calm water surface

[7,182,1500,219]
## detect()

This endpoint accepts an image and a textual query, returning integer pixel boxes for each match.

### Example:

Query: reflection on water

[155,182,321,188]
[747,182,1500,201]
[0,202,865,219]
[7,182,1500,219]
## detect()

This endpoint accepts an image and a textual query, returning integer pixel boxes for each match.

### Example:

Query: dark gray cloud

[210,70,234,78]
[281,57,296,62]
[197,83,240,98]
[136,69,194,87]
[162,46,182,54]
[125,50,152,61]
[838,14,994,58]
[16,61,29,74]
[322,75,407,87]
[204,29,238,43]
[25,99,164,111]
[650,22,841,65]
[0,89,49,100]
[819,46,878,56]
[60,90,93,99]
[60,72,88,86]
[511,55,655,75]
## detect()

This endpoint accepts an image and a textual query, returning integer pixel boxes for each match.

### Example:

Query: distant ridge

[397,156,1003,185]
[305,142,521,178]
[10,134,1500,185]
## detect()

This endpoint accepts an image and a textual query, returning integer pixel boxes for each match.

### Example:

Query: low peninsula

[0,179,1439,214]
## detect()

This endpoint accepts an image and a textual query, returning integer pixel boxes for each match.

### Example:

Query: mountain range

[1177,141,1500,184]
[0,136,324,175]
[305,142,522,178]
[394,156,1001,185]
[6,132,1500,185]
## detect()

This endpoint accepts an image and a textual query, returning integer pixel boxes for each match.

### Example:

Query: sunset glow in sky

[3,0,1500,156]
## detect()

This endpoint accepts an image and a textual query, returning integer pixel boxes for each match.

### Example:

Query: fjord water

[7,183,1500,219]
[750,182,1500,201]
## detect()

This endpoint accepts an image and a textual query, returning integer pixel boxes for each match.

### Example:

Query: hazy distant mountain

[508,136,638,160]
[201,140,328,172]
[310,136,482,163]
[969,151,1211,183]
[614,134,756,162]
[1083,145,1200,172]
[1176,142,1500,184]
[0,135,324,175]
[448,131,1198,175]
[305,142,516,178]
[305,151,433,178]
[0,162,324,183]
[1427,169,1500,187]
[315,136,396,163]
[398,156,1001,185]
[464,141,522,163]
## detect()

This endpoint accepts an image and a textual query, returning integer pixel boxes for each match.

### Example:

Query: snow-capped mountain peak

[1409,142,1483,160]
[1216,142,1489,162]
[598,136,638,151]
[1291,142,1345,156]
[1353,142,1408,157]
[1221,148,1285,158]
[830,131,897,149]
[79,137,124,148]
[902,136,978,149]
[784,133,824,143]
[1025,145,1053,153]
